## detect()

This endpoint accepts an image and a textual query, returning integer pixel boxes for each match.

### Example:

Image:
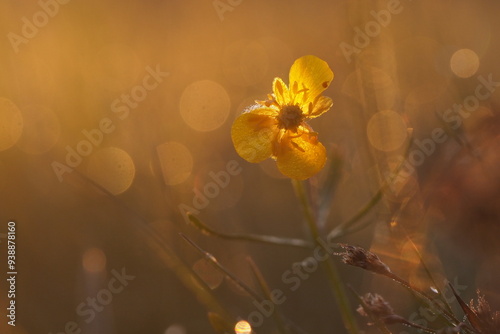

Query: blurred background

[0,0,499,333]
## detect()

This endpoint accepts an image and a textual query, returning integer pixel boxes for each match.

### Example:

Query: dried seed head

[469,290,500,334]
[357,293,395,319]
[336,244,392,276]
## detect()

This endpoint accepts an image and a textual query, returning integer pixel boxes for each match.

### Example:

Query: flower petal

[289,55,334,108]
[307,96,333,118]
[231,108,278,163]
[272,77,290,106]
[275,129,327,180]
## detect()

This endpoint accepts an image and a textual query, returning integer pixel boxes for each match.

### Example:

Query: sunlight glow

[234,320,252,334]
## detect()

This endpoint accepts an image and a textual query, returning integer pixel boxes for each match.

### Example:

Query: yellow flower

[231,55,334,180]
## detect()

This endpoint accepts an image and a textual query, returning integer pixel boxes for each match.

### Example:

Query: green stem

[327,187,383,240]
[247,257,292,334]
[292,179,360,334]
[187,213,313,249]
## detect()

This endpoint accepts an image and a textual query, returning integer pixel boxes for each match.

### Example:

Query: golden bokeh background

[1,0,500,333]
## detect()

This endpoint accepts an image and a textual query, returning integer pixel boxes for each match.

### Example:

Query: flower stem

[292,179,360,334]
[187,213,313,249]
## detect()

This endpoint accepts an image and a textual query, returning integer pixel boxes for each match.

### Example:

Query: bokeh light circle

[82,247,106,274]
[234,320,252,334]
[450,48,480,78]
[156,141,193,185]
[0,98,23,151]
[367,110,408,152]
[192,258,224,290]
[180,80,230,132]
[164,324,186,334]
[86,147,135,195]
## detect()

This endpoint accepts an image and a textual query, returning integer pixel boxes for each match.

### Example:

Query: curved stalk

[292,179,360,334]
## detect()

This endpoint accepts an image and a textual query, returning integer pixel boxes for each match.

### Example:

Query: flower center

[277,104,303,131]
